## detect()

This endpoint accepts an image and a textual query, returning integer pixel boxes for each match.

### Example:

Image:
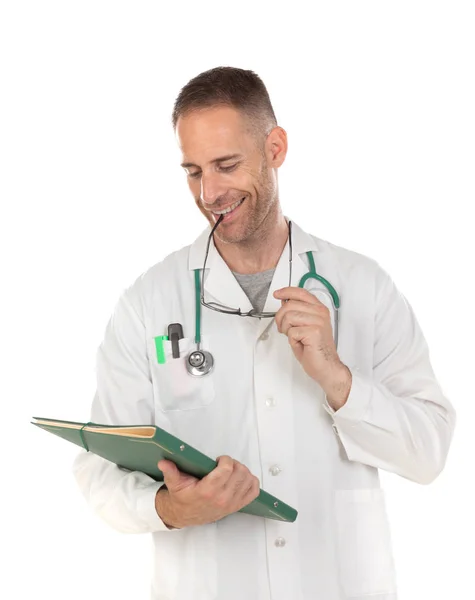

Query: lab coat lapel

[187,220,324,339]
[276,220,339,348]
[188,225,253,313]
[255,220,318,338]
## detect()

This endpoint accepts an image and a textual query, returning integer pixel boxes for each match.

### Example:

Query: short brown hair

[171,66,278,144]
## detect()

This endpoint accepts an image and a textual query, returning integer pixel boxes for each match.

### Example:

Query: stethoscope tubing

[187,252,340,376]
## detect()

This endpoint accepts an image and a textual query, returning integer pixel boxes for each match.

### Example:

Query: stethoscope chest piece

[186,349,214,377]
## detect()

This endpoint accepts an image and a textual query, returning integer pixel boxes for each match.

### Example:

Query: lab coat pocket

[149,335,215,412]
[335,488,397,598]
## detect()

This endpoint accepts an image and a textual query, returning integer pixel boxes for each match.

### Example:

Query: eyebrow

[180,153,243,169]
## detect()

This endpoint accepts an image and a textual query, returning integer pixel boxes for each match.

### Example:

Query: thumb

[158,459,180,486]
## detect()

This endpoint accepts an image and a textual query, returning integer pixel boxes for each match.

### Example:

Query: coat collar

[187,217,321,319]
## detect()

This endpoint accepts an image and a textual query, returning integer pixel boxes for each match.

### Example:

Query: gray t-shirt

[232,268,276,314]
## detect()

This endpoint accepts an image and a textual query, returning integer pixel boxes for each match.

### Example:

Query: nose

[200,172,227,208]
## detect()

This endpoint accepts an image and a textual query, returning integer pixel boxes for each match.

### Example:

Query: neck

[213,209,289,274]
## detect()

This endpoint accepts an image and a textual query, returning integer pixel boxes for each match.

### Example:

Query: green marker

[154,335,168,364]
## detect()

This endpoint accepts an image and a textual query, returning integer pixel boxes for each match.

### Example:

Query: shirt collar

[188,217,320,271]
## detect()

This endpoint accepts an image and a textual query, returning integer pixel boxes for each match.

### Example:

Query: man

[73,66,456,600]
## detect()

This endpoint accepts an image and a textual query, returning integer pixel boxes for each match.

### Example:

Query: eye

[187,163,237,179]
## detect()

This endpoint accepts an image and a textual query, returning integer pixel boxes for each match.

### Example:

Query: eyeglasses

[200,215,293,318]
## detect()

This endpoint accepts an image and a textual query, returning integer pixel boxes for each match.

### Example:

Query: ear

[265,127,288,168]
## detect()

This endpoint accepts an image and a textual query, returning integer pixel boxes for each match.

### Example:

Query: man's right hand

[154,455,261,529]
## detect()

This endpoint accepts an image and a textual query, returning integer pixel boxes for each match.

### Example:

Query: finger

[203,455,234,490]
[275,299,329,331]
[240,476,261,506]
[279,311,318,336]
[223,461,251,494]
[279,311,323,336]
[279,299,330,315]
[286,325,322,347]
[274,300,319,329]
[158,460,182,487]
[274,286,323,305]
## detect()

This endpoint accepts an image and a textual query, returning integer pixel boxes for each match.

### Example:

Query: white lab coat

[72,219,456,600]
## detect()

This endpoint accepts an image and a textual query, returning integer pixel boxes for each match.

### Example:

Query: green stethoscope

[185,221,340,377]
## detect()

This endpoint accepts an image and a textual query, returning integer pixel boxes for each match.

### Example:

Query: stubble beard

[213,167,277,247]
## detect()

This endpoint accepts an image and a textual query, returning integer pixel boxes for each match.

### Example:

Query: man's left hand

[273,286,352,409]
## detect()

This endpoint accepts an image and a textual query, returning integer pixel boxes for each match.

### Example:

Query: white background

[1,1,473,598]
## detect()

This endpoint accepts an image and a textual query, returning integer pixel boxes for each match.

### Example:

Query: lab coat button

[332,424,339,436]
[265,397,276,408]
[269,465,282,476]
[274,537,286,547]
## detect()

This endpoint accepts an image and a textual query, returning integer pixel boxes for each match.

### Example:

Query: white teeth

[213,198,244,215]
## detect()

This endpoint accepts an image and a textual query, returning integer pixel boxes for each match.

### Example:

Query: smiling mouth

[212,197,246,216]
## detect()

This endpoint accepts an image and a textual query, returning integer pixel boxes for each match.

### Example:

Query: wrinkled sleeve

[324,264,456,484]
[72,286,177,533]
